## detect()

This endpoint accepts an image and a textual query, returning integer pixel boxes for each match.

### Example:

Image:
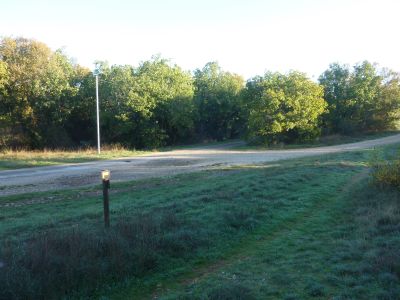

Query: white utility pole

[95,73,101,154]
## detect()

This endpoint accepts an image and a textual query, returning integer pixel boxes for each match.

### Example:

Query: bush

[371,158,400,189]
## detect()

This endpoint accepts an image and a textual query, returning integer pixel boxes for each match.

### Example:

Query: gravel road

[1,134,400,196]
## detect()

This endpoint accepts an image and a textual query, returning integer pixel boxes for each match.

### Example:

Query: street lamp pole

[95,73,101,154]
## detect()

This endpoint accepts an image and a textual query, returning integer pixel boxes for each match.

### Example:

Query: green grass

[0,144,399,299]
[234,130,400,150]
[0,146,148,170]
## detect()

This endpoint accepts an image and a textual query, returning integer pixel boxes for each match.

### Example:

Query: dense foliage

[244,71,327,144]
[92,58,195,148]
[1,37,399,149]
[0,37,82,148]
[194,62,245,141]
[319,61,400,134]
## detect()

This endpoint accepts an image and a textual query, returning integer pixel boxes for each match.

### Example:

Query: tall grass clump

[371,152,400,190]
[0,211,205,299]
[0,144,147,169]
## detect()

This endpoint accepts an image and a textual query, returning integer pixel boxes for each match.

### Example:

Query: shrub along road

[1,134,400,196]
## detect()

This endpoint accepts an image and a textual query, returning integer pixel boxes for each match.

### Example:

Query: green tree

[372,69,400,130]
[92,57,195,148]
[319,61,400,133]
[245,71,327,144]
[194,62,245,141]
[318,63,351,132]
[348,61,382,131]
[133,57,195,146]
[0,37,77,147]
[63,65,96,145]
[96,63,138,144]
[0,60,7,91]
[0,60,10,147]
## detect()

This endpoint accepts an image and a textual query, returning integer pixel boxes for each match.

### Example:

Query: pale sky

[1,0,399,79]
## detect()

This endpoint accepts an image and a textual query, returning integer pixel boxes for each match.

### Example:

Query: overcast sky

[1,0,399,79]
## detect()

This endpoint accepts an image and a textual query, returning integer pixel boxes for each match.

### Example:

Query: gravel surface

[1,135,400,196]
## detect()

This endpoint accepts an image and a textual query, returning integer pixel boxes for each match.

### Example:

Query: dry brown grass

[0,145,148,170]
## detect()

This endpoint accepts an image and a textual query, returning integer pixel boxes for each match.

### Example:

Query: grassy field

[0,144,399,299]
[0,146,148,170]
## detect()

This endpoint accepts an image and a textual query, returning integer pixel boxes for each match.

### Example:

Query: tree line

[0,37,399,149]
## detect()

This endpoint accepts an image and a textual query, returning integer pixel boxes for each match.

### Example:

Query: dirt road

[1,134,400,196]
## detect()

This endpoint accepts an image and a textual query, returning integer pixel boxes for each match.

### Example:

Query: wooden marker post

[101,170,111,228]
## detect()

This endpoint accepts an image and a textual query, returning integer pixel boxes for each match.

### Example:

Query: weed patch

[0,211,204,299]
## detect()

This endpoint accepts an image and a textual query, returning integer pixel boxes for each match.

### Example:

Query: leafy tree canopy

[246,71,327,144]
[194,62,245,140]
[319,61,400,133]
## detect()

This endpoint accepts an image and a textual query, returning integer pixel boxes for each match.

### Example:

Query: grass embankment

[0,144,399,299]
[234,130,400,150]
[0,146,148,170]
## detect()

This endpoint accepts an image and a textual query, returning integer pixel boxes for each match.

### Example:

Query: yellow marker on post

[101,170,111,228]
[101,169,110,181]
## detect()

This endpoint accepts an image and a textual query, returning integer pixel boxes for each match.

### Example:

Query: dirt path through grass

[1,134,399,196]
[139,169,371,299]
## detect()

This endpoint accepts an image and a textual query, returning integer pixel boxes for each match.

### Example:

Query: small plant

[371,154,400,189]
